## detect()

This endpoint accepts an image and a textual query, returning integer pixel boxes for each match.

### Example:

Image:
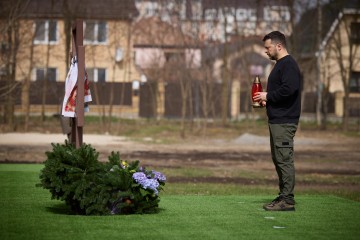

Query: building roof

[132,16,198,48]
[318,8,360,53]
[0,0,139,20]
[202,36,263,59]
[200,0,289,18]
[295,0,360,57]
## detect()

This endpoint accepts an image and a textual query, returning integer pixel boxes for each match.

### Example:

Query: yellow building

[0,0,140,117]
[318,8,360,117]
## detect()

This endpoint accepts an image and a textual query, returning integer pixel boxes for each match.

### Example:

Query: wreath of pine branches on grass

[37,141,166,215]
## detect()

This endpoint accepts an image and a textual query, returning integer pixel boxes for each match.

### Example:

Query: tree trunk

[41,41,51,122]
[4,18,20,130]
[342,89,350,131]
[316,0,323,128]
[180,86,187,139]
[221,57,229,126]
[22,37,34,131]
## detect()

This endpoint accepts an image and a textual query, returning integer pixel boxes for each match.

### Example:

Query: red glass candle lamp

[251,75,263,108]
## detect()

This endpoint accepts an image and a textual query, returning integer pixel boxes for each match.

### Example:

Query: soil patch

[0,132,359,192]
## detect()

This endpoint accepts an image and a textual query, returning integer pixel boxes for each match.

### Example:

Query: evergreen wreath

[37,141,166,215]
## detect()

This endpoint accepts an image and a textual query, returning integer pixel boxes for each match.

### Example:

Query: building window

[164,52,185,63]
[34,68,57,81]
[34,20,57,44]
[144,2,158,16]
[0,67,6,80]
[263,6,290,22]
[191,22,199,33]
[205,9,217,21]
[87,68,106,82]
[206,21,215,32]
[191,0,202,20]
[350,71,360,93]
[84,21,107,44]
[132,80,140,96]
[351,22,360,44]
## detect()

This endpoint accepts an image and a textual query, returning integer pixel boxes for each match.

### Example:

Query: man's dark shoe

[263,196,282,209]
[263,199,295,211]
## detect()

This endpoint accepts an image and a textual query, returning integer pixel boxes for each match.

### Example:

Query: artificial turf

[0,164,359,240]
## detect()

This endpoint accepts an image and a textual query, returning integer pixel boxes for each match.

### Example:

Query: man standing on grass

[253,31,301,211]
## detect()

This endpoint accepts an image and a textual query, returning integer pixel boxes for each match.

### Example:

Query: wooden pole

[70,19,84,148]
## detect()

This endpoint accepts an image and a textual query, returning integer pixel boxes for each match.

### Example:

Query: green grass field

[1,164,359,240]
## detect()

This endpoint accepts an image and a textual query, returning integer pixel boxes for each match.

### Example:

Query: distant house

[317,8,360,117]
[135,0,292,43]
[0,0,139,116]
[133,0,294,119]
[132,16,202,118]
[133,17,201,70]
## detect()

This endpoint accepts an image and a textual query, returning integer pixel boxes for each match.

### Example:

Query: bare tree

[0,0,30,130]
[332,11,360,131]
[106,20,132,131]
[22,21,36,131]
[316,5,360,131]
[132,18,166,121]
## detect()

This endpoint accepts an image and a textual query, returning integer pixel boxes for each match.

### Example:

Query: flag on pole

[62,57,92,117]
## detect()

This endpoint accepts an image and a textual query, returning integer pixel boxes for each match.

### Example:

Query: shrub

[37,141,166,215]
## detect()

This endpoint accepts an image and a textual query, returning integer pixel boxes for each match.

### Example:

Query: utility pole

[221,13,229,127]
[71,19,85,148]
[316,0,323,127]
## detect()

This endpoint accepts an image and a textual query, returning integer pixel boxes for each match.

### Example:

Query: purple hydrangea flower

[142,178,160,195]
[132,172,147,183]
[132,172,160,195]
[151,170,166,182]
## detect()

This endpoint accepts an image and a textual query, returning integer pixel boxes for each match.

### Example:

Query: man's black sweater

[266,55,301,124]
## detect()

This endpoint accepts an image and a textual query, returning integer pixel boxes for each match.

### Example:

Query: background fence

[3,80,359,118]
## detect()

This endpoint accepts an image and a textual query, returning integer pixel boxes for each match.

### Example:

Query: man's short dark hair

[263,31,287,48]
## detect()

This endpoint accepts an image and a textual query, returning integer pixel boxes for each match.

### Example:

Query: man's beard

[268,55,276,60]
[268,53,277,61]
